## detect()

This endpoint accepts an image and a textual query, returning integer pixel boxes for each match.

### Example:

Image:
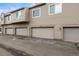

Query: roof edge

[29,3,46,9]
[4,7,27,17]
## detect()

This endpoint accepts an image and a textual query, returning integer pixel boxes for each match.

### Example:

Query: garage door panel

[6,28,14,34]
[64,28,79,42]
[32,28,54,39]
[16,28,27,36]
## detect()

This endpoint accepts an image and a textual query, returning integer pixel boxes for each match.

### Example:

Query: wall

[5,8,29,24]
[29,3,79,40]
[1,3,79,41]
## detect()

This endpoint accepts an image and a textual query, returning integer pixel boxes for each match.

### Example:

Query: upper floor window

[16,10,21,19]
[0,13,4,21]
[48,3,62,15]
[5,16,10,21]
[9,15,11,21]
[32,8,41,18]
[49,5,55,14]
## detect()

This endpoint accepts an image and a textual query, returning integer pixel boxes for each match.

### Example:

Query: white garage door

[6,28,14,34]
[64,27,79,42]
[32,28,54,39]
[16,28,27,36]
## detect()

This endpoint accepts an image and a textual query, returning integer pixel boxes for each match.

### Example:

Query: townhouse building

[0,7,29,36]
[0,3,79,43]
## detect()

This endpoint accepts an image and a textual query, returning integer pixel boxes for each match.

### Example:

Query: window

[9,15,11,21]
[48,3,62,15]
[5,16,9,21]
[16,11,21,19]
[16,12,18,18]
[49,5,55,14]
[0,16,2,21]
[32,8,41,18]
[55,4,62,14]
[1,13,4,21]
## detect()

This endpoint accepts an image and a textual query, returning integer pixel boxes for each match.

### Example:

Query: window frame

[16,10,22,19]
[48,4,55,15]
[16,11,18,18]
[1,13,4,21]
[48,3,62,15]
[32,8,41,18]
[9,15,11,21]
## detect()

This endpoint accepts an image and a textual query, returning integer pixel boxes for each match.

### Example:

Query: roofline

[4,3,46,17]
[29,3,46,9]
[10,7,26,13]
[4,7,26,17]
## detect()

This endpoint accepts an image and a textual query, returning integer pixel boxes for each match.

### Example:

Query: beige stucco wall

[29,3,79,40]
[30,3,79,25]
[5,8,29,24]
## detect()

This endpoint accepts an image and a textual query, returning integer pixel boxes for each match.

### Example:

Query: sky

[0,3,33,14]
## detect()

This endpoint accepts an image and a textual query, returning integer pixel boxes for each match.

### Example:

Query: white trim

[48,3,62,15]
[17,10,22,19]
[48,4,55,15]
[16,10,22,19]
[32,8,41,18]
[55,3,62,14]
[9,15,11,21]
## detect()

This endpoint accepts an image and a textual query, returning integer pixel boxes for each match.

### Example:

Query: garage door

[64,27,79,42]
[6,28,14,35]
[16,28,27,36]
[32,28,54,39]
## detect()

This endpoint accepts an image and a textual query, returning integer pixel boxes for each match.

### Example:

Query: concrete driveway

[0,47,13,56]
[0,35,79,56]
